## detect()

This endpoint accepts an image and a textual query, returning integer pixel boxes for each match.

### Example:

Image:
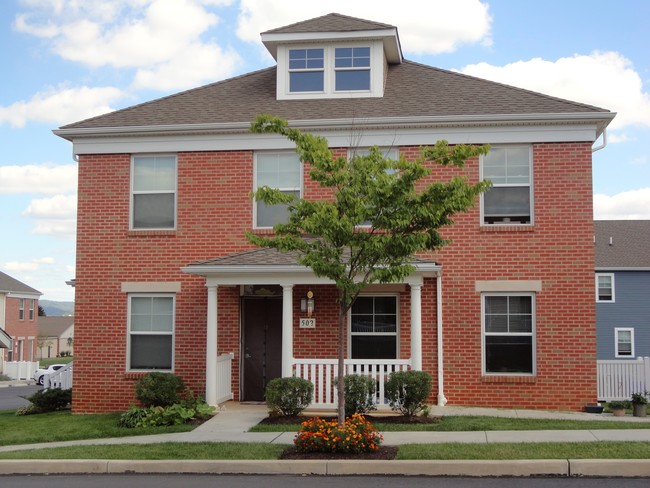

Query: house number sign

[299,318,316,328]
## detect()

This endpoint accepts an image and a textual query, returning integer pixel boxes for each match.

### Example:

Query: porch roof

[0,328,12,349]
[182,247,441,286]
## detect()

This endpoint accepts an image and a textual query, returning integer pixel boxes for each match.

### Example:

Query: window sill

[128,230,176,237]
[480,225,534,233]
[481,375,537,384]
[124,371,172,379]
[250,228,276,235]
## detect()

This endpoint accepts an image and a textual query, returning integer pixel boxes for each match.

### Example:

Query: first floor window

[128,294,174,370]
[18,298,24,320]
[596,273,615,302]
[350,295,397,359]
[131,155,177,229]
[483,294,535,374]
[615,328,634,357]
[255,152,302,228]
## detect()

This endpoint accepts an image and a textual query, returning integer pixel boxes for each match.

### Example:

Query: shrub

[21,388,72,413]
[0,374,11,381]
[608,400,629,410]
[341,374,377,417]
[265,377,313,416]
[135,372,185,407]
[294,414,382,454]
[118,401,215,428]
[15,404,39,416]
[631,391,649,405]
[385,370,432,417]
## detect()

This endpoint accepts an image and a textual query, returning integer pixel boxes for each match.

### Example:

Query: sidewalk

[1,402,650,477]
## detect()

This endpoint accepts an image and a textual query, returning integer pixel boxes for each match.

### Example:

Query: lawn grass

[38,356,73,367]
[249,415,650,433]
[0,409,194,446]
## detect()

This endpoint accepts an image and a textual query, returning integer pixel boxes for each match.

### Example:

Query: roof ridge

[262,12,395,34]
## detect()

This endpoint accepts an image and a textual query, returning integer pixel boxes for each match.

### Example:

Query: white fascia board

[7,292,42,299]
[596,267,650,271]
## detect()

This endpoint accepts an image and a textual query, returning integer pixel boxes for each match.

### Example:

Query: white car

[33,364,66,385]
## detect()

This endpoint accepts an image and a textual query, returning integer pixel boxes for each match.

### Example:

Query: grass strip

[0,410,194,446]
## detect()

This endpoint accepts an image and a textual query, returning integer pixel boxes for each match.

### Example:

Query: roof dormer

[261,13,403,101]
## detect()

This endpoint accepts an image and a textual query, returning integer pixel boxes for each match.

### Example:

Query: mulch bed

[280,445,399,460]
[259,414,440,425]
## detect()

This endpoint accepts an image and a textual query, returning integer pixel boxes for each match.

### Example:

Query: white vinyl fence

[2,360,38,380]
[44,362,73,390]
[215,352,234,404]
[597,357,650,401]
[293,358,411,408]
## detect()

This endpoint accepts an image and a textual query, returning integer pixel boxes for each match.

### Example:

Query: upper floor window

[615,328,634,358]
[128,294,174,371]
[254,152,302,228]
[29,299,35,320]
[481,146,532,225]
[335,47,370,91]
[350,295,398,359]
[131,155,177,230]
[18,298,24,320]
[596,273,615,302]
[289,48,324,92]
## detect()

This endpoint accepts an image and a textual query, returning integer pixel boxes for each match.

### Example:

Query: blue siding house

[595,221,650,359]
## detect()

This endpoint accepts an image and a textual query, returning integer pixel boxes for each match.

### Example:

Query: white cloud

[0,86,125,128]
[2,261,39,272]
[594,188,650,220]
[607,133,633,144]
[237,0,492,55]
[460,51,650,131]
[34,257,56,264]
[22,195,77,238]
[0,164,77,195]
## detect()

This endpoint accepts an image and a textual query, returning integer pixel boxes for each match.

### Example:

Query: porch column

[282,284,294,377]
[410,283,422,371]
[205,285,218,406]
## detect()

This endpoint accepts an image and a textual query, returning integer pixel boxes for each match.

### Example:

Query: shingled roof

[262,12,395,34]
[595,220,650,269]
[0,271,41,295]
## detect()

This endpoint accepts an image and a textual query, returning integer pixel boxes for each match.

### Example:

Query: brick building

[55,14,614,413]
[0,271,41,364]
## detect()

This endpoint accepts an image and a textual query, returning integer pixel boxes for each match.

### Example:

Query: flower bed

[294,414,383,454]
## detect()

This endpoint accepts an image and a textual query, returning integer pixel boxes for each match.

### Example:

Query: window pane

[134,156,175,192]
[485,336,533,373]
[352,336,396,359]
[484,187,530,218]
[375,315,397,333]
[131,297,173,332]
[335,70,370,91]
[485,314,508,333]
[257,153,300,188]
[509,296,532,314]
[351,315,374,333]
[485,296,507,315]
[256,190,299,227]
[374,296,397,314]
[352,296,374,314]
[133,193,175,228]
[290,72,324,92]
[509,315,532,333]
[617,330,632,356]
[130,335,172,369]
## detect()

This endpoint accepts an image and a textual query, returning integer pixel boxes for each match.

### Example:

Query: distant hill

[40,300,74,317]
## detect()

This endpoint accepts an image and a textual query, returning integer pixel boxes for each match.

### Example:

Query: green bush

[20,388,72,414]
[265,377,313,416]
[385,370,432,417]
[135,372,185,407]
[118,401,216,428]
[341,374,377,417]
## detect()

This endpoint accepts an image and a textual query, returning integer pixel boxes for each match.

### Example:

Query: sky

[0,0,649,302]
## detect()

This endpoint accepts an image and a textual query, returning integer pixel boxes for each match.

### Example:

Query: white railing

[597,357,650,401]
[44,362,73,390]
[2,360,38,380]
[216,352,234,404]
[293,358,411,408]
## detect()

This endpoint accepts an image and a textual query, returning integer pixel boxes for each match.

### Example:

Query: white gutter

[592,128,607,152]
[436,272,447,406]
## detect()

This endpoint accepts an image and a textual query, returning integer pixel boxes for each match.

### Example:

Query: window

[18,299,24,320]
[131,155,176,229]
[289,48,324,92]
[29,300,35,320]
[596,273,615,302]
[128,295,174,370]
[254,152,301,228]
[615,328,634,358]
[335,47,370,91]
[483,294,535,375]
[350,295,398,359]
[481,146,532,224]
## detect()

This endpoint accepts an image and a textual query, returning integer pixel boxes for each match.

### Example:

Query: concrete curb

[0,459,649,477]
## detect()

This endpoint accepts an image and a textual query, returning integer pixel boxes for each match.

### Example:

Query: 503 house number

[299,318,316,328]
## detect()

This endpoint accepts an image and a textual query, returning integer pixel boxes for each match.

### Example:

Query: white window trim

[615,327,635,358]
[126,293,175,372]
[481,292,536,376]
[29,299,35,320]
[347,293,400,359]
[596,273,615,303]
[277,40,385,100]
[480,145,534,226]
[130,154,178,231]
[18,298,24,321]
[253,151,303,229]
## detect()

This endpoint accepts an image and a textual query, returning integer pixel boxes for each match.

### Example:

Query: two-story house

[0,271,41,365]
[55,13,614,413]
[595,220,650,360]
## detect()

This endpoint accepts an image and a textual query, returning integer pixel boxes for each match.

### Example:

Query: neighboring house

[37,316,74,360]
[595,220,650,360]
[55,13,614,414]
[0,271,41,364]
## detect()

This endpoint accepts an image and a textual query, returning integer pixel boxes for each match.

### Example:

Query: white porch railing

[44,362,73,390]
[293,358,411,408]
[597,357,650,401]
[216,352,234,404]
[2,360,38,380]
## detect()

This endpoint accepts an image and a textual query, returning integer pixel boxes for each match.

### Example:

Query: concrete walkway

[1,402,650,477]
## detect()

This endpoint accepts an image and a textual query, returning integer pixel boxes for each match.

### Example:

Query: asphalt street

[0,385,40,410]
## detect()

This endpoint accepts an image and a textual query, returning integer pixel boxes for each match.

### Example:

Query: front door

[242,297,283,401]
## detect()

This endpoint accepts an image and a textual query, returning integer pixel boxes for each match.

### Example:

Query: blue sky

[1,0,649,302]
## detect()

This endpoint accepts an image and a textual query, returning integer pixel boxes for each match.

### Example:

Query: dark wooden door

[242,297,283,401]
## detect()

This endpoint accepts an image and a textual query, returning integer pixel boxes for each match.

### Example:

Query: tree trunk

[337,297,346,426]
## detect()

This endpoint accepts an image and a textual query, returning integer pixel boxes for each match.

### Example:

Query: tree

[38,305,46,317]
[249,114,491,425]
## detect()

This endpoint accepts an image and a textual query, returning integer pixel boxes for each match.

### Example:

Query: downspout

[592,129,607,153]
[436,272,447,406]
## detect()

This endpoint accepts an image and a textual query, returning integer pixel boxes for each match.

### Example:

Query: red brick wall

[74,142,595,412]
[3,297,39,362]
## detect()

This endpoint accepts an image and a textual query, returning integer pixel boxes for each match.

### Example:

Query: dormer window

[289,49,324,92]
[335,47,370,90]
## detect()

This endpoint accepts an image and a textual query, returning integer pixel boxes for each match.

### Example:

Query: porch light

[300,290,315,317]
